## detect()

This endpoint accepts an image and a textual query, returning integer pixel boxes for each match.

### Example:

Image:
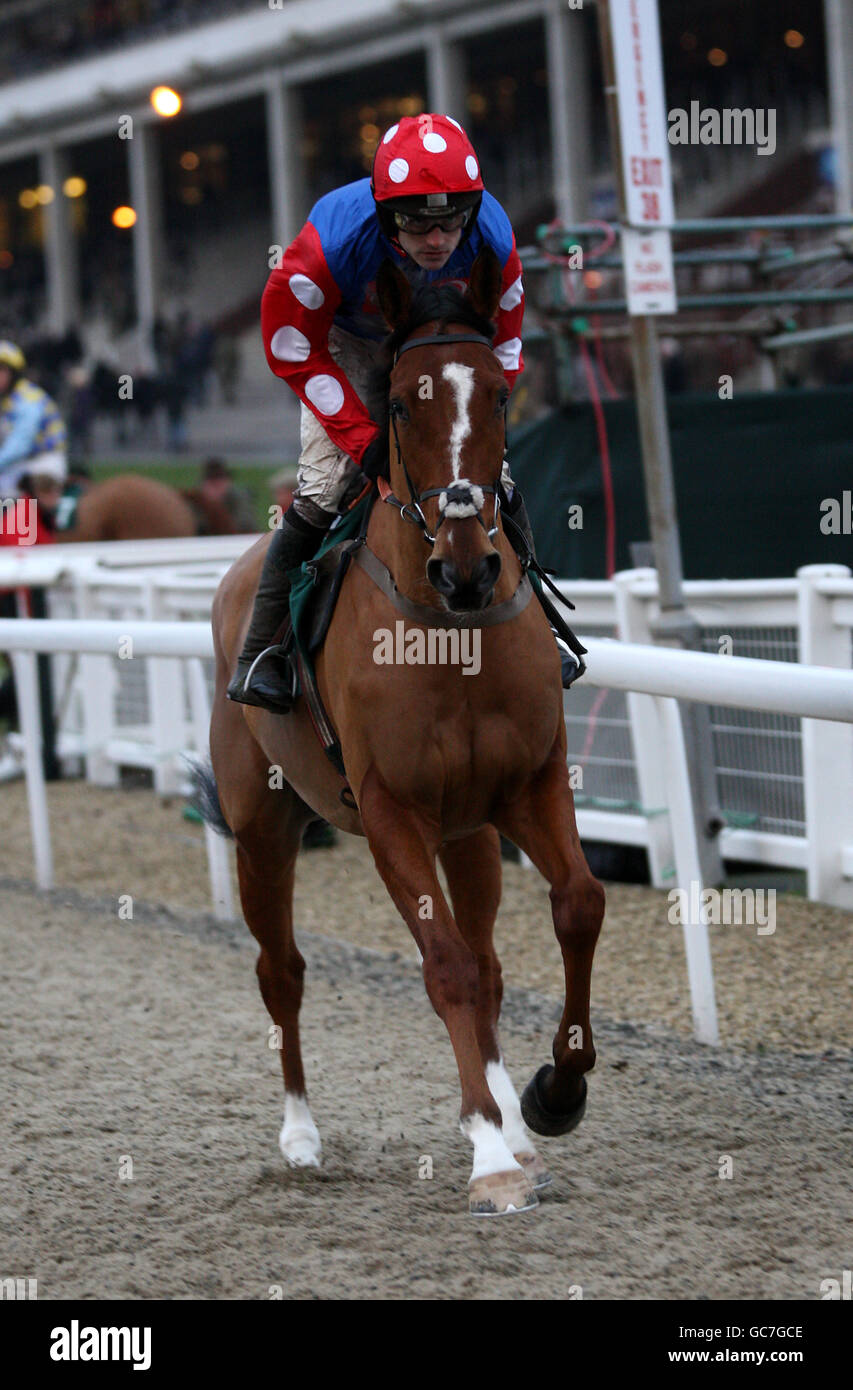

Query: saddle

[274,492,375,793]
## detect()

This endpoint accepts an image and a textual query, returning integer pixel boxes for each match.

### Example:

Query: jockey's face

[397,223,463,270]
[0,366,13,397]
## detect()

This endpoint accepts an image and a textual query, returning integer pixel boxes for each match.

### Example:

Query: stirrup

[228,644,298,712]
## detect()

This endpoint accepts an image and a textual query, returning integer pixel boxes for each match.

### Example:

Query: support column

[126,120,164,338]
[426,30,467,122]
[824,0,853,214]
[39,145,80,335]
[266,75,307,250]
[545,0,592,223]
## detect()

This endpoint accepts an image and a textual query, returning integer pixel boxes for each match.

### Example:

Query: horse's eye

[389,399,408,421]
[496,391,509,415]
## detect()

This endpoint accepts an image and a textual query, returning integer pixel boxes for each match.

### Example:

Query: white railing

[2,544,852,903]
[0,537,250,795]
[553,565,853,908]
[2,612,852,1047]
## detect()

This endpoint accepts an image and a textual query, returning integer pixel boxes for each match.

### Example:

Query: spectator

[0,341,67,499]
[214,332,241,405]
[60,363,95,466]
[200,457,256,531]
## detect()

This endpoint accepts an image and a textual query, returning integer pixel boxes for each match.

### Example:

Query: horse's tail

[186,756,233,838]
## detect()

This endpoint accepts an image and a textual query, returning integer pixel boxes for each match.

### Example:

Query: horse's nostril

[427,558,455,594]
[465,553,500,596]
[480,553,501,588]
[427,552,501,609]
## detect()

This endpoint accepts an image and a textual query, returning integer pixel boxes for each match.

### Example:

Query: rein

[383,330,501,546]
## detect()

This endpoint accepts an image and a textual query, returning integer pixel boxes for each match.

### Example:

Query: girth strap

[352,543,534,628]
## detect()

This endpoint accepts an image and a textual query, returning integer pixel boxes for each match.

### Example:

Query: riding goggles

[392,207,472,235]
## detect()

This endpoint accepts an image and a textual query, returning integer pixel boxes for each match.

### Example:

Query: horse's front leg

[360,768,538,1215]
[495,745,606,1133]
[438,828,551,1191]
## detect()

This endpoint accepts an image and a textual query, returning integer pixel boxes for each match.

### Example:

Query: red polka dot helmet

[372,114,484,242]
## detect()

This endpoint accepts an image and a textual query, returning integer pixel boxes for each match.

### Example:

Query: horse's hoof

[280,1136,321,1168]
[514,1149,553,1189]
[520,1066,587,1138]
[468,1169,539,1216]
[279,1122,322,1168]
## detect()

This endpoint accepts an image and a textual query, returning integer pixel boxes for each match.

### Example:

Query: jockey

[0,342,68,500]
[228,114,569,711]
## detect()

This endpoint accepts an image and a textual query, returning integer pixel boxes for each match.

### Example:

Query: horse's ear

[467,246,503,323]
[376,258,413,330]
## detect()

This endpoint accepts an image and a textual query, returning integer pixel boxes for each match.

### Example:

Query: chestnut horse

[27,473,249,542]
[62,474,198,541]
[207,249,605,1215]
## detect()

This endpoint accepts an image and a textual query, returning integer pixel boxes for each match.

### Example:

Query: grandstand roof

[0,0,498,156]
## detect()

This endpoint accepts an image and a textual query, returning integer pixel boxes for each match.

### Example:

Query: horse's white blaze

[441,362,475,482]
[279,1092,321,1167]
[485,1058,531,1154]
[461,1113,523,1181]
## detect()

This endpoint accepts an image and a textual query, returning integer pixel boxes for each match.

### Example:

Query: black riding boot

[502,487,581,690]
[226,508,329,712]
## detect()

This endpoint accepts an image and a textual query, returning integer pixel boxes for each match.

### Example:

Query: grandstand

[0,0,846,366]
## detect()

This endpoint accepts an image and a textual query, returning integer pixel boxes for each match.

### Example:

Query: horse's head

[375,248,508,612]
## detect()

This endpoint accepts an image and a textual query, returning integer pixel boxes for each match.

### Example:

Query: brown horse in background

[28,472,250,541]
[205,250,605,1215]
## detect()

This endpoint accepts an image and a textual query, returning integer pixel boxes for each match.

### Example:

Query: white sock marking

[279,1092,321,1167]
[442,362,475,482]
[460,1113,522,1180]
[486,1058,532,1154]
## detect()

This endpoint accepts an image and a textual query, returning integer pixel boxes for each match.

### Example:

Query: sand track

[1,874,850,1301]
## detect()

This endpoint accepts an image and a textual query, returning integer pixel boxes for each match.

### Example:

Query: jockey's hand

[359,431,388,481]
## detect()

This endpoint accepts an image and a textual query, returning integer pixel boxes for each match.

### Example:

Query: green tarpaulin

[509,385,853,579]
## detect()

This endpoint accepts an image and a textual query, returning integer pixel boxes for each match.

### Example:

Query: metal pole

[577,321,771,340]
[547,288,853,312]
[762,319,853,351]
[10,648,53,891]
[596,0,724,882]
[824,0,853,216]
[539,214,853,241]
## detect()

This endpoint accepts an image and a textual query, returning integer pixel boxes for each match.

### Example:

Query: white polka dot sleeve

[492,236,525,392]
[261,221,381,467]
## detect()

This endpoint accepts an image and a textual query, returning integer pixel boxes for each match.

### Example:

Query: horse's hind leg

[360,769,536,1215]
[234,788,320,1167]
[439,828,551,1190]
[495,745,606,1134]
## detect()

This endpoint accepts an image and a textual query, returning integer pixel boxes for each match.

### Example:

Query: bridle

[382,330,503,548]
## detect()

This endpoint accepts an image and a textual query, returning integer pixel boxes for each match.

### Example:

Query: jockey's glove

[359,431,389,481]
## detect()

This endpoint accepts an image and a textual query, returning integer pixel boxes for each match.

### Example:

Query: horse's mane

[366,278,497,480]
